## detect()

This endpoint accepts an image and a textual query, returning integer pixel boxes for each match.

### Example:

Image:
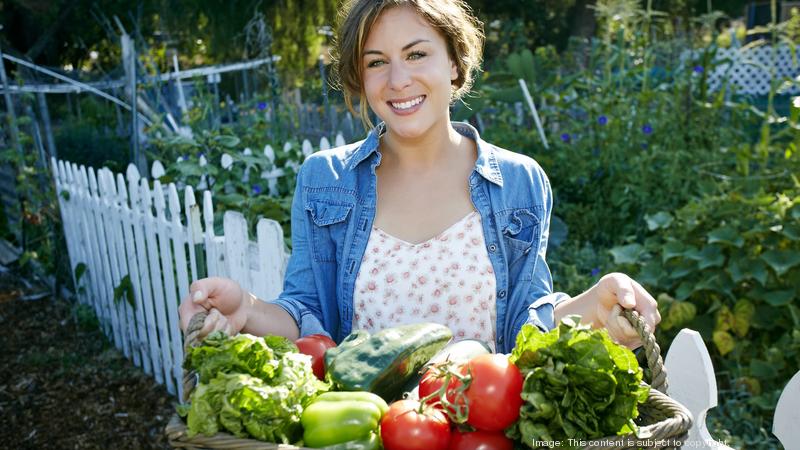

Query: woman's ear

[450,60,458,82]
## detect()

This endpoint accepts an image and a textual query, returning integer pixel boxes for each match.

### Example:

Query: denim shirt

[270,122,568,353]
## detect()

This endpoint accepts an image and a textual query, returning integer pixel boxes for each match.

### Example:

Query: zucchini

[326,323,452,401]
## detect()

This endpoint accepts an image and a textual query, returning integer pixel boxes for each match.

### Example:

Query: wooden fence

[51,142,799,449]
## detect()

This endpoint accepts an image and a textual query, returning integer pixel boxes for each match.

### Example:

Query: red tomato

[449,430,514,450]
[294,334,336,380]
[419,368,449,407]
[381,399,451,450]
[461,354,523,431]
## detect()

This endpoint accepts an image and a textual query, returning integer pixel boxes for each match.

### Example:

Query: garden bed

[0,269,173,449]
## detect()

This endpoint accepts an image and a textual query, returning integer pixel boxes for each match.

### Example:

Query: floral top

[352,210,497,349]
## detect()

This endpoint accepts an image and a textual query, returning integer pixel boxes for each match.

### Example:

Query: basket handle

[622,308,668,394]
[181,311,209,403]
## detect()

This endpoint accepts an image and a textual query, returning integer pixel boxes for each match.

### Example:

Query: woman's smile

[388,95,426,115]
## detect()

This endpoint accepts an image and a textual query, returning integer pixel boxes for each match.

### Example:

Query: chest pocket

[499,208,542,281]
[306,198,354,263]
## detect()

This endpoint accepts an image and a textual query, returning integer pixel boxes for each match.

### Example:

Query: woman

[178,0,660,353]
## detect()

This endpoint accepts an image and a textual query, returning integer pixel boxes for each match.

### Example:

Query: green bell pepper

[301,391,388,448]
[320,432,381,450]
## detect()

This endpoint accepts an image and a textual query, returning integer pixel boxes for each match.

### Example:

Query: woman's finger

[199,308,221,338]
[630,280,661,331]
[601,273,637,309]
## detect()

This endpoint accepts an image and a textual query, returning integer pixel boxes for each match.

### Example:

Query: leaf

[667,301,697,329]
[74,262,87,284]
[696,246,726,269]
[661,241,687,262]
[113,275,135,309]
[760,289,795,306]
[707,226,744,247]
[609,244,645,265]
[760,250,800,276]
[733,299,755,337]
[712,330,735,356]
[749,359,778,379]
[780,223,800,241]
[675,281,694,301]
[214,135,241,148]
[645,211,673,230]
[60,190,71,200]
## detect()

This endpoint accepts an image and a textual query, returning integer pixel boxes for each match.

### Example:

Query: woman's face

[361,5,458,140]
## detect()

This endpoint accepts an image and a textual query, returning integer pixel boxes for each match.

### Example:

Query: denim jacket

[270,122,567,353]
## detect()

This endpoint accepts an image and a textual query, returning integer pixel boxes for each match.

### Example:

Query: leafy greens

[178,332,327,444]
[508,316,650,448]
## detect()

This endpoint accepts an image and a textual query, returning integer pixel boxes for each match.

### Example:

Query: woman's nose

[388,62,412,91]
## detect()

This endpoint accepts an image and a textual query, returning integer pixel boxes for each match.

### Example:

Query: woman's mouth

[387,95,425,115]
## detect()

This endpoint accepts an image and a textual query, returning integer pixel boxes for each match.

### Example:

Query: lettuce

[180,332,327,443]
[508,316,650,448]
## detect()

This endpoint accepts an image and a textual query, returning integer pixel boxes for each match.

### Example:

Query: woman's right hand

[178,277,251,338]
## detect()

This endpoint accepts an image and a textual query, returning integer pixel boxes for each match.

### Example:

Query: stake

[518,79,549,150]
[0,38,23,157]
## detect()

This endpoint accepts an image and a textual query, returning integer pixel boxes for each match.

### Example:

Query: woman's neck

[378,120,465,172]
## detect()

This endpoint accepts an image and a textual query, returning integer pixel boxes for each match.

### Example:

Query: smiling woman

[179,0,661,357]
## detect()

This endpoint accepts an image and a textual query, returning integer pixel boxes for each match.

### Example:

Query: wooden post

[36,92,56,159]
[121,34,142,174]
[172,52,188,116]
[0,40,23,157]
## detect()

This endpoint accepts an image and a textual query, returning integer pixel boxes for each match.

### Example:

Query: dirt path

[0,271,173,449]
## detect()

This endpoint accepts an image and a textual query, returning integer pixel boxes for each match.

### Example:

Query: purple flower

[693,65,704,74]
[641,143,649,150]
[252,185,262,195]
[560,133,571,143]
[642,124,653,135]
[590,267,601,277]
[591,148,600,157]
[597,115,608,125]
[257,101,267,111]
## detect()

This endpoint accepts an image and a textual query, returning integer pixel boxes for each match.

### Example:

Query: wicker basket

[166,309,692,449]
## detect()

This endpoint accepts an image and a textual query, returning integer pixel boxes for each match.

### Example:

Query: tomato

[461,354,523,431]
[419,368,449,407]
[295,334,336,380]
[381,399,451,450]
[449,430,514,450]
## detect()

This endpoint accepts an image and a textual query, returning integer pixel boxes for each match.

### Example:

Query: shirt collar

[344,121,503,187]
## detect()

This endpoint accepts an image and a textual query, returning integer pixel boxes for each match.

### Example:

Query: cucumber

[399,338,493,397]
[326,323,452,402]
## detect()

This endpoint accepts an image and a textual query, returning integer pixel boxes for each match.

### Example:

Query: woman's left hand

[555,272,661,349]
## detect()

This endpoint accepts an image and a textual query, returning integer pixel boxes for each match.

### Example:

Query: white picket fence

[51,141,798,448]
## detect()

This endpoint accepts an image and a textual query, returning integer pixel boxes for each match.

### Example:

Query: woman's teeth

[391,96,424,110]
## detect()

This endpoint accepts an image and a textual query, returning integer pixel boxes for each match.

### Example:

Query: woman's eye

[408,51,426,60]
[366,59,385,68]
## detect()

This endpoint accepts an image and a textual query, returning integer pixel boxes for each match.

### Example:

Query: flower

[257,101,267,111]
[597,115,608,125]
[590,267,601,277]
[641,143,649,150]
[221,153,234,170]
[642,124,653,135]
[560,133,571,143]
[693,65,704,74]
[252,185,262,195]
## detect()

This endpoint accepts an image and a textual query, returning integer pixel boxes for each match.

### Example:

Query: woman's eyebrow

[363,39,431,56]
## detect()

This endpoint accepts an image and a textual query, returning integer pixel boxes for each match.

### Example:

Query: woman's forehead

[365,6,444,49]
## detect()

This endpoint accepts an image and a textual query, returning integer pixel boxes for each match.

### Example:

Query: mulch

[0,269,174,449]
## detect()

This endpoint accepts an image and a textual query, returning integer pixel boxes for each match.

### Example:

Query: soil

[0,269,174,449]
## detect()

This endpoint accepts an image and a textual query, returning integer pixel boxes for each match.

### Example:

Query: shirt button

[498,290,506,298]
[498,336,504,344]
[488,243,497,253]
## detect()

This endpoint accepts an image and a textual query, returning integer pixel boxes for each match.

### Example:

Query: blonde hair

[331,0,485,129]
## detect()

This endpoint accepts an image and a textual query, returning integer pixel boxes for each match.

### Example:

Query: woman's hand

[554,273,661,349]
[178,277,252,339]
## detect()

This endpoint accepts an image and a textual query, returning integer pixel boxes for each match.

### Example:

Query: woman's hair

[331,0,485,129]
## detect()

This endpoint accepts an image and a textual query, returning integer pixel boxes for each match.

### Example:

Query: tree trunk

[571,0,597,39]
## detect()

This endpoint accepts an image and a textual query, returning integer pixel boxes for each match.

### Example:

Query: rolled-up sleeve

[268,163,330,339]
